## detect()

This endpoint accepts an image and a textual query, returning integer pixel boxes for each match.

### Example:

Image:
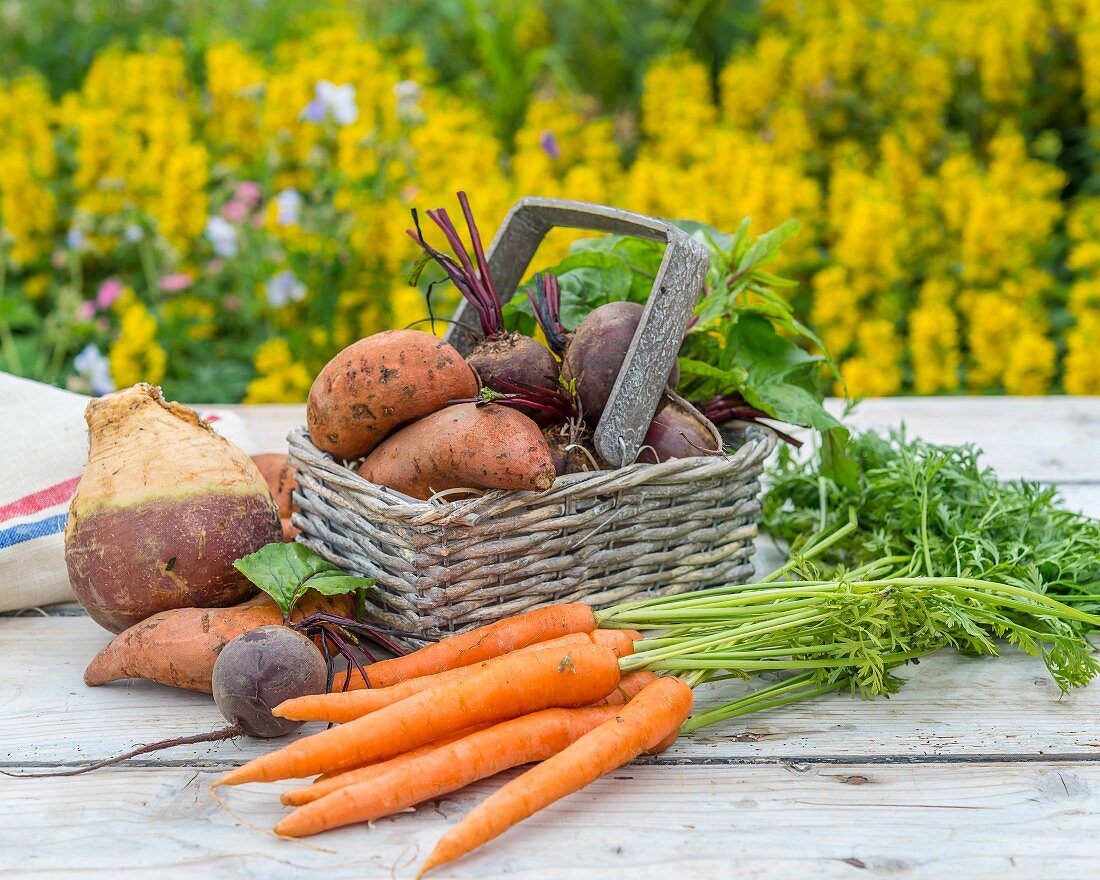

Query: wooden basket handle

[444,197,709,467]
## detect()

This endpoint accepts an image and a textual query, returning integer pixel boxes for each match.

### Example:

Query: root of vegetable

[64,383,282,633]
[357,402,556,499]
[83,591,354,692]
[215,642,621,786]
[636,389,722,464]
[213,626,327,738]
[280,629,636,722]
[334,602,598,690]
[307,329,478,461]
[418,676,693,875]
[560,301,679,425]
[275,706,622,838]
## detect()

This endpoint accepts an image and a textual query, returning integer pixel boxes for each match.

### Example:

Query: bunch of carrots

[215,533,1100,873]
[215,604,692,875]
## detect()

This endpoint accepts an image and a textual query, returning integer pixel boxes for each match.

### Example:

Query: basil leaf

[233,543,374,619]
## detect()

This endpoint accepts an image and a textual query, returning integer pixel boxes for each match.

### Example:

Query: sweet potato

[357,403,556,500]
[251,453,298,519]
[83,591,355,692]
[307,330,478,461]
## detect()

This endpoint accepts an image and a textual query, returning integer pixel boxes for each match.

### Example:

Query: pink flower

[159,273,194,292]
[96,277,124,310]
[77,301,96,320]
[221,200,250,223]
[235,181,262,208]
[224,295,242,312]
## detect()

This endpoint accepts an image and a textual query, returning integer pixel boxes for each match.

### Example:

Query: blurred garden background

[2,0,1099,402]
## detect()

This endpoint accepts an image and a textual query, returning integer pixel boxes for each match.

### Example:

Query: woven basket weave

[288,423,776,645]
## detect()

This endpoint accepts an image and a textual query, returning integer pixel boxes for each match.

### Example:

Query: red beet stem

[528,273,569,355]
[491,377,578,422]
[457,191,498,304]
[408,194,505,338]
[697,394,803,448]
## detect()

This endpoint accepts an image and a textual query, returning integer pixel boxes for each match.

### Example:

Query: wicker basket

[288,197,778,645]
[289,423,776,645]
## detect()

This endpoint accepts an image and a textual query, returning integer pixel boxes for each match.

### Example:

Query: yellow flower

[109,297,167,387]
[244,338,312,403]
[841,318,903,398]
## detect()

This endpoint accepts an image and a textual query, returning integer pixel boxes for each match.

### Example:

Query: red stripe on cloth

[0,476,81,525]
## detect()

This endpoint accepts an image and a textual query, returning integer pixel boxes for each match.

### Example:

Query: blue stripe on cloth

[0,512,68,550]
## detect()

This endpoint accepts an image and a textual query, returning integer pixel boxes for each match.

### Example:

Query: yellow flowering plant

[0,2,1098,400]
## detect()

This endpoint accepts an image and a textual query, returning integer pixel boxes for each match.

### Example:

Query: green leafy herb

[763,430,1100,615]
[233,543,375,622]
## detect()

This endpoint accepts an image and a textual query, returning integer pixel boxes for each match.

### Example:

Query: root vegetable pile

[212,563,1100,873]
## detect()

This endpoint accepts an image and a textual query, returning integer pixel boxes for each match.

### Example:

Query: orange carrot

[215,642,621,787]
[335,603,597,690]
[292,630,636,722]
[418,676,693,875]
[588,670,658,707]
[275,705,620,836]
[328,631,588,698]
[280,723,492,806]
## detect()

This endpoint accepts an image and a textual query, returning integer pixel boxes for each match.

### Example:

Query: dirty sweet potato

[83,591,355,693]
[307,330,479,461]
[357,403,556,500]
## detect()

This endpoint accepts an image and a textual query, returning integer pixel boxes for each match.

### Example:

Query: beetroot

[409,192,558,400]
[637,390,722,464]
[527,281,679,425]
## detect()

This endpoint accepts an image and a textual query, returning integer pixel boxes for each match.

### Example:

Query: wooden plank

[829,396,1100,483]
[3,762,1099,879]
[4,617,1099,767]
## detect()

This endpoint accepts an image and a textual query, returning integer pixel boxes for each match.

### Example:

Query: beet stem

[457,191,499,304]
[528,273,569,354]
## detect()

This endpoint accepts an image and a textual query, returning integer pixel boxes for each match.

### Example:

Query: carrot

[418,676,693,875]
[335,603,597,690]
[588,670,658,707]
[280,724,493,806]
[275,706,620,837]
[290,630,635,722]
[215,642,621,787]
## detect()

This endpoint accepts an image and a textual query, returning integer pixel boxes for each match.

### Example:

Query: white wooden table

[3,398,1100,879]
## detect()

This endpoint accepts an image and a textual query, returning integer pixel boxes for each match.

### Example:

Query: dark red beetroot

[637,390,723,464]
[528,279,679,426]
[409,192,558,399]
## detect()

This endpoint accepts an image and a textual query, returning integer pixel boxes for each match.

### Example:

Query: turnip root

[358,403,556,499]
[555,300,679,425]
[307,330,478,461]
[637,390,722,464]
[64,384,282,633]
[213,626,327,738]
[83,591,356,692]
[410,192,558,400]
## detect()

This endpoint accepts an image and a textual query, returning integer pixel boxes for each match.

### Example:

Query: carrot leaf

[234,543,375,621]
